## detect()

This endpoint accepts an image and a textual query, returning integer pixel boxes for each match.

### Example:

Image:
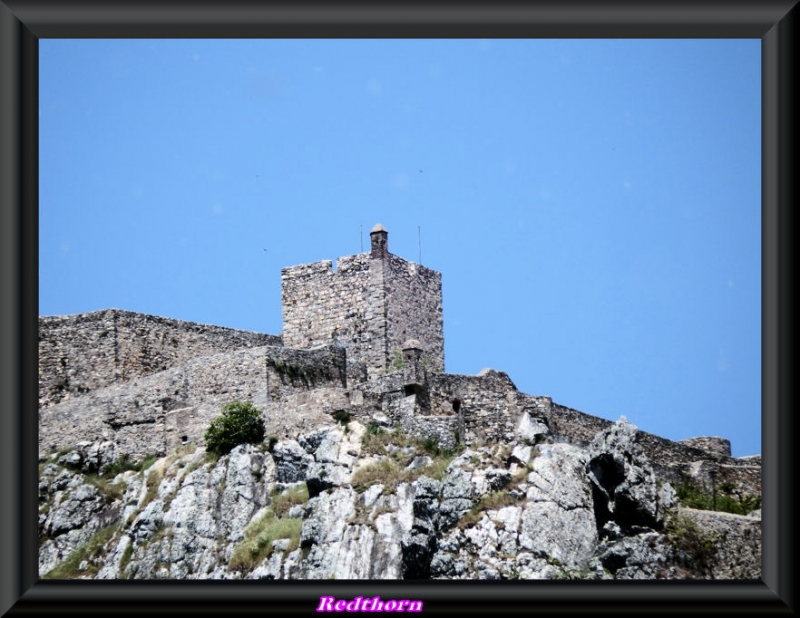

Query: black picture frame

[1,1,795,614]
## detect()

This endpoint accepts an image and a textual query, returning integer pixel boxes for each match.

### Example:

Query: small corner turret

[402,339,425,388]
[370,223,389,259]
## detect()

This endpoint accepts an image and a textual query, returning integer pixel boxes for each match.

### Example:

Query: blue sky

[39,39,761,457]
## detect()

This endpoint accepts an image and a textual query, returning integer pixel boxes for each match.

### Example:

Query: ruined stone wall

[397,409,460,450]
[399,374,762,496]
[636,432,761,495]
[547,402,614,446]
[679,436,732,457]
[38,311,117,408]
[39,309,281,408]
[426,370,521,444]
[357,369,617,454]
[39,344,355,462]
[545,401,760,495]
[281,251,444,378]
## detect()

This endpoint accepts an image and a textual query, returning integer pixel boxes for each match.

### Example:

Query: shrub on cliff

[204,400,266,456]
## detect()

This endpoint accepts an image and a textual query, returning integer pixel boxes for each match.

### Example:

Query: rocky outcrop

[586,417,676,535]
[38,418,761,581]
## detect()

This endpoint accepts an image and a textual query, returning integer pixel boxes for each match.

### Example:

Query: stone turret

[370,223,389,259]
[402,339,425,388]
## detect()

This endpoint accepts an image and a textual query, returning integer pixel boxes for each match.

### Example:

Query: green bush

[332,410,351,426]
[666,513,717,573]
[204,401,266,456]
[100,453,158,478]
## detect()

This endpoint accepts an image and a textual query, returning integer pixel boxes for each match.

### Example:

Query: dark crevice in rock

[401,532,436,579]
[587,453,625,498]
[108,418,158,430]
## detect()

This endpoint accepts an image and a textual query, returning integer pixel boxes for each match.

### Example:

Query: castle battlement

[281,225,444,378]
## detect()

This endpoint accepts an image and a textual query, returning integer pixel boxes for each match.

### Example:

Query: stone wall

[546,402,614,447]
[37,314,762,497]
[354,368,546,448]
[426,369,521,444]
[379,370,762,497]
[281,255,387,375]
[38,297,760,501]
[382,254,444,374]
[679,508,761,579]
[679,436,732,457]
[544,402,761,496]
[281,238,444,379]
[38,344,354,463]
[38,309,281,408]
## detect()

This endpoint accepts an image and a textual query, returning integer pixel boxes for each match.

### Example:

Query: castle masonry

[281,225,444,378]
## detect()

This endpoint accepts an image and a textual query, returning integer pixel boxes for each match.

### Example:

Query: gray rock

[430,551,456,577]
[516,411,549,445]
[57,450,83,469]
[362,484,384,507]
[45,483,104,537]
[438,498,473,531]
[287,504,305,519]
[594,532,668,578]
[510,444,532,466]
[272,439,313,483]
[217,445,272,541]
[37,418,759,582]
[586,417,674,534]
[300,489,356,548]
[441,467,472,500]
[298,427,331,457]
[305,461,350,497]
[520,443,597,570]
[405,455,433,471]
[401,529,437,579]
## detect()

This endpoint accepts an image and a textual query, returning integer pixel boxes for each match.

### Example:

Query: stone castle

[38,225,761,498]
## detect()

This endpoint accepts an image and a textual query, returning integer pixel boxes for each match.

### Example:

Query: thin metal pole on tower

[360,224,363,253]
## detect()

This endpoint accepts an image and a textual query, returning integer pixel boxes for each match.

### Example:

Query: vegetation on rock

[204,400,266,456]
[675,477,761,515]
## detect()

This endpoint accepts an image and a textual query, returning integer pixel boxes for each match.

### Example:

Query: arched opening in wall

[404,384,424,397]
[181,435,188,444]
[452,399,461,413]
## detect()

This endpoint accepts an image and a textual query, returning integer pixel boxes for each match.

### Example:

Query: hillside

[38,311,761,581]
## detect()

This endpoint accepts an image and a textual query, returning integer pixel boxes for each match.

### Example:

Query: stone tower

[281,224,444,378]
